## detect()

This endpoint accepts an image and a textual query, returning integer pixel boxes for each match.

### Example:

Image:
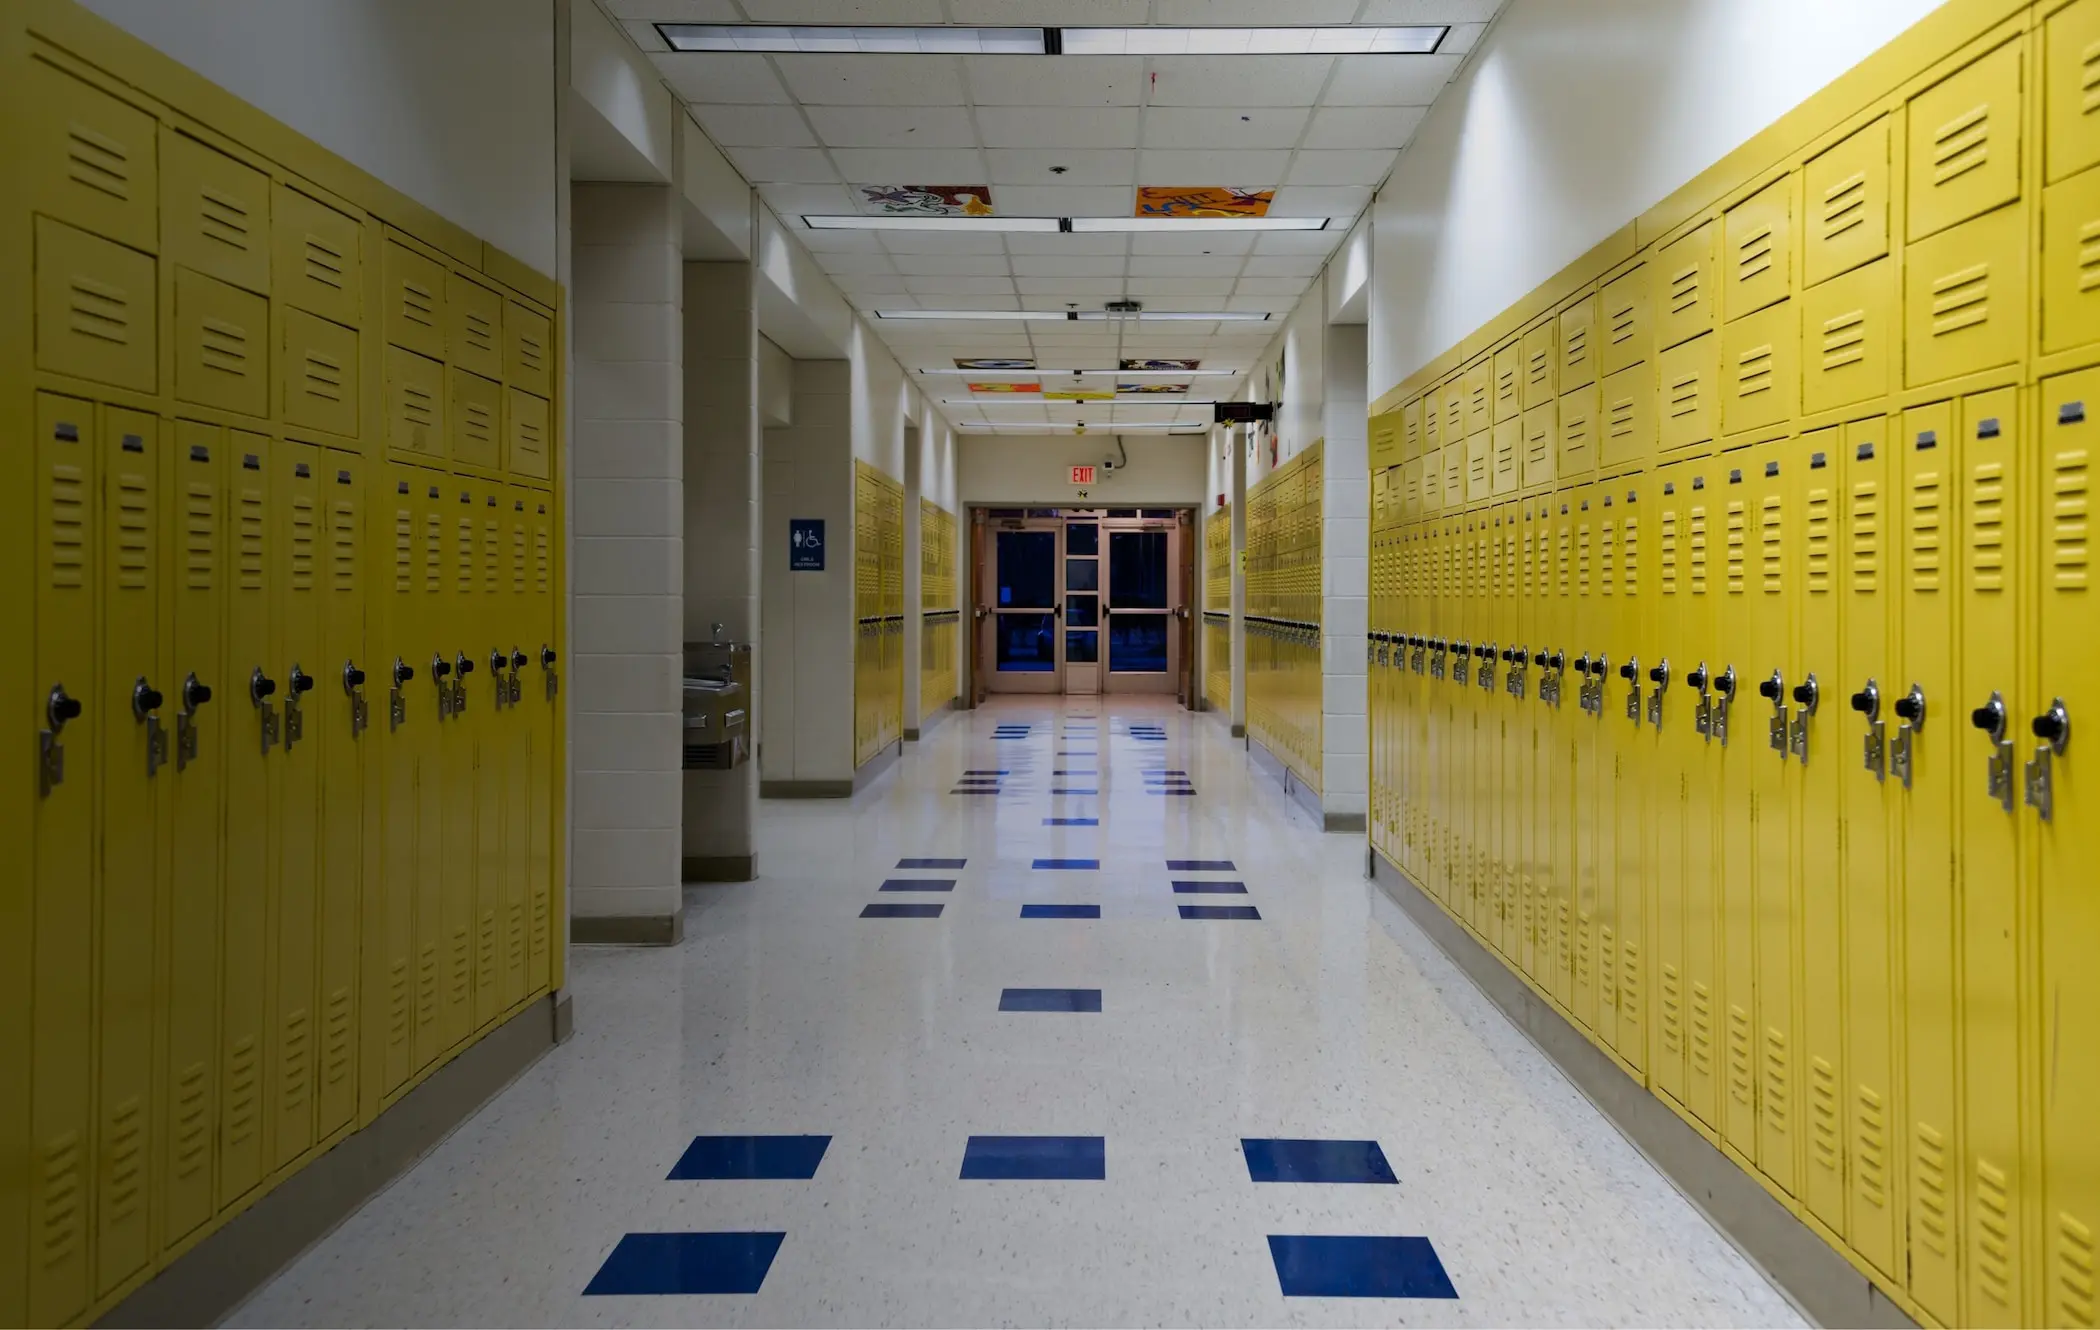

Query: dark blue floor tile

[959,1135,1105,1180]
[668,1135,832,1180]
[1053,769,1095,776]
[1150,789,1197,796]
[999,987,1103,1012]
[1266,1235,1458,1299]
[1051,788,1098,795]
[862,902,944,918]
[1057,751,1095,757]
[880,878,956,891]
[952,788,1002,795]
[1167,859,1235,871]
[1043,817,1098,826]
[964,769,1009,775]
[1171,879,1248,894]
[898,857,966,869]
[956,777,1003,785]
[1179,904,1260,920]
[1241,1139,1398,1185]
[583,1232,785,1296]
[1032,858,1099,870]
[1021,903,1101,919]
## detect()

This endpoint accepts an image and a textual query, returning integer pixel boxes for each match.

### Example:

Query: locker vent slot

[1690,981,1715,1076]
[1660,511,1680,593]
[1820,308,1868,370]
[1928,261,1990,336]
[105,1095,144,1221]
[399,279,437,330]
[185,484,216,591]
[1727,1004,1755,1105]
[512,527,527,593]
[1968,461,2006,591]
[515,332,545,374]
[117,469,150,589]
[2078,219,2100,293]
[2051,447,2090,588]
[302,234,347,292]
[1527,348,1549,389]
[2084,38,2100,115]
[393,509,414,592]
[1929,102,1991,188]
[1910,468,1944,590]
[1915,1122,1951,1254]
[401,382,435,430]
[1820,172,1867,244]
[1669,262,1702,316]
[1735,224,1775,285]
[237,487,264,590]
[198,187,255,255]
[66,120,134,201]
[290,495,315,590]
[450,926,470,1008]
[2058,1213,2097,1326]
[387,958,410,1049]
[1496,364,1517,400]
[1762,1026,1791,1134]
[1736,343,1775,399]
[1607,393,1638,441]
[535,527,551,593]
[1668,370,1702,419]
[1622,517,1639,594]
[1975,1159,2014,1308]
[172,1062,209,1179]
[1608,298,1638,345]
[38,1129,82,1270]
[463,400,495,448]
[280,1008,310,1109]
[67,272,136,347]
[49,463,87,589]
[1726,503,1748,592]
[224,1035,258,1147]
[324,987,353,1088]
[423,516,442,594]
[1810,1057,1840,1173]
[1850,482,1881,589]
[1855,1084,1888,1208]
[1564,326,1588,363]
[1619,942,1640,1023]
[1762,495,1785,593]
[200,317,252,378]
[417,943,438,1029]
[300,348,345,404]
[483,521,500,594]
[332,501,358,589]
[456,517,475,592]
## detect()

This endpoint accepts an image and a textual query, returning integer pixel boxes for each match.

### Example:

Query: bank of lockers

[920,500,959,714]
[1205,505,1233,713]
[1246,444,1323,789]
[3,16,565,1325]
[1366,7,2100,1326]
[855,462,904,768]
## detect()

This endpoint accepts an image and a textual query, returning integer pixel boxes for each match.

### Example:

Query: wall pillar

[1321,324,1371,831]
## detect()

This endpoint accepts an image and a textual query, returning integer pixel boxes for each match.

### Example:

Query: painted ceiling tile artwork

[1135,187,1273,218]
[864,185,995,216]
[1123,358,1202,371]
[968,382,1042,393]
[1045,390,1116,401]
[955,358,1035,370]
[1117,382,1189,394]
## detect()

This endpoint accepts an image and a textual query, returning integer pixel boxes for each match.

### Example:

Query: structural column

[568,182,684,942]
[1321,324,1371,831]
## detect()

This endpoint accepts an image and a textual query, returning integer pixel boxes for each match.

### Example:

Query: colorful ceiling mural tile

[967,382,1041,393]
[864,185,995,216]
[1117,383,1189,394]
[1044,390,1116,401]
[955,358,1035,370]
[1134,187,1273,218]
[1122,358,1202,371]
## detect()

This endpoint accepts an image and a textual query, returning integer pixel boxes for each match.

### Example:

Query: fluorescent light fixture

[952,422,1209,433]
[803,214,1060,233]
[941,397,1220,404]
[659,24,1044,53]
[875,310,1074,321]
[877,309,1271,322]
[1063,26,1444,55]
[1069,216,1329,233]
[915,367,1238,377]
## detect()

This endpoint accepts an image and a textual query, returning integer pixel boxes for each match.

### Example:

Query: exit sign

[1069,465,1096,485]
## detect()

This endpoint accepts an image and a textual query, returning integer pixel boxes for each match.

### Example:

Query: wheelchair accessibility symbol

[790,518,825,571]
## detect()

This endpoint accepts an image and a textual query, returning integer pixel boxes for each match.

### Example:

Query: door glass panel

[1067,594,1098,627]
[1066,557,1098,592]
[995,612,1057,671]
[1066,630,1099,663]
[997,530,1056,607]
[1108,616,1168,672]
[1066,522,1099,555]
[1108,530,1168,608]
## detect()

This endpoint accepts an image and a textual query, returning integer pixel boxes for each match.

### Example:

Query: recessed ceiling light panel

[658,23,1445,56]
[659,24,1046,53]
[1070,216,1329,233]
[803,214,1061,233]
[877,309,1270,322]
[1062,26,1445,55]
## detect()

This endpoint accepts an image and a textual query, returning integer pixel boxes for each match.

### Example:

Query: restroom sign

[789,518,824,571]
[1069,465,1096,486]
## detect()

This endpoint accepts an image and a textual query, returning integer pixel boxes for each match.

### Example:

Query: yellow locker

[1559,380,1599,478]
[1464,357,1493,437]
[450,369,502,471]
[507,388,551,482]
[162,128,270,295]
[1441,432,1463,505]
[1521,400,1557,492]
[1957,388,2024,1326]
[1648,462,1690,1108]
[439,483,479,1054]
[1491,416,1520,495]
[2035,370,2099,1330]
[273,184,362,328]
[161,423,224,1249]
[1681,462,1724,1131]
[1899,399,1960,1326]
[1801,257,1896,415]
[1659,333,1719,453]
[219,434,272,1208]
[1528,498,1561,982]
[27,52,159,253]
[281,308,360,440]
[1600,363,1655,469]
[1903,202,2029,388]
[1657,219,1718,350]
[386,346,445,459]
[383,238,446,360]
[447,271,503,382]
[2040,162,2100,353]
[1595,486,1628,1054]
[1715,456,1761,1167]
[2047,0,2100,183]
[95,408,158,1296]
[412,472,451,1075]
[1907,38,2024,242]
[1601,264,1652,377]
[1370,411,1399,472]
[1572,485,1603,1026]
[30,394,96,1327]
[1798,429,1847,1237]
[1804,116,1891,287]
[1420,445,1443,515]
[1465,433,1492,505]
[505,300,553,399]
[501,491,534,1012]
[1724,174,1794,322]
[1442,373,1467,446]
[270,441,324,1171]
[317,456,364,1140]
[1721,300,1800,437]
[1493,339,1523,422]
[33,216,158,394]
[172,267,268,418]
[1560,293,1598,392]
[1522,319,1557,410]
[1609,471,1648,1074]
[376,466,422,1095]
[1423,386,1445,459]
[475,490,508,1030]
[1401,396,1424,461]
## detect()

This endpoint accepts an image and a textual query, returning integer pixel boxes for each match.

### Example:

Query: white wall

[80,0,562,276]
[568,0,677,183]
[1369,0,1943,398]
[958,435,1208,508]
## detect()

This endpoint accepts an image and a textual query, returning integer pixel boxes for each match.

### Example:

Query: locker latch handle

[41,683,80,796]
[1686,663,1713,739]
[134,677,169,778]
[1972,691,2015,812]
[2026,699,2069,820]
[250,668,280,755]
[490,649,511,710]
[1712,666,1737,746]
[1759,669,1789,756]
[1852,679,1885,781]
[509,648,528,705]
[432,654,454,720]
[284,665,312,750]
[390,657,413,732]
[176,673,211,773]
[344,661,369,738]
[542,644,560,701]
[1789,674,1818,764]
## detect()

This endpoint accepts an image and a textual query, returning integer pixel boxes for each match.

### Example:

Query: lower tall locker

[1650,460,1693,1113]
[526,493,556,992]
[1748,433,1800,1197]
[1798,427,1847,1236]
[378,465,424,1094]
[1717,458,1760,1166]
[500,489,533,1014]
[439,480,477,1055]
[271,440,324,1173]
[317,454,365,1141]
[414,471,453,1075]
[474,483,506,1032]
[1680,456,1723,1133]
[1611,470,1648,1075]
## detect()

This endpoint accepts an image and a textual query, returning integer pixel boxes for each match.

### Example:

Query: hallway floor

[232,698,1801,1327]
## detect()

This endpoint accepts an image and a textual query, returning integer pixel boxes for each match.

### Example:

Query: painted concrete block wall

[569,182,683,923]
[760,361,855,784]
[1321,324,1371,820]
[958,435,1207,507]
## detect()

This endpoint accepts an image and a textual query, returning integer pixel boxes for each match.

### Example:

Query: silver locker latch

[1712,666,1738,747]
[251,668,280,755]
[344,662,369,737]
[1790,675,1819,764]
[1971,691,2015,812]
[541,645,560,701]
[284,664,312,749]
[1759,670,1789,755]
[452,653,474,717]
[1647,659,1669,730]
[433,654,455,719]
[389,658,413,732]
[1890,684,1924,789]
[1688,663,1713,739]
[176,673,212,772]
[2025,698,2069,821]
[40,682,81,797]
[134,677,168,777]
[491,648,511,711]
[1452,640,1470,687]
[510,649,528,705]
[1850,680,1884,781]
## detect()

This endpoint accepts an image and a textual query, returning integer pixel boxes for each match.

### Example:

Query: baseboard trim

[1364,851,1915,1330]
[760,779,853,798]
[682,853,756,882]
[98,993,566,1330]
[570,911,684,945]
[1322,810,1367,833]
[1247,734,1326,823]
[1231,722,1245,738]
[853,738,902,791]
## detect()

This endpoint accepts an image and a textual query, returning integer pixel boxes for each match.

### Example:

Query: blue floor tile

[956,777,1003,784]
[1150,789,1197,796]
[1179,904,1260,920]
[1032,858,1099,870]
[1241,1139,1398,1185]
[1057,751,1095,757]
[951,788,1002,795]
[1170,879,1248,894]
[959,1135,1106,1180]
[1051,788,1098,795]
[1053,769,1095,776]
[963,769,1009,775]
[879,878,956,892]
[862,903,944,918]
[667,1135,832,1180]
[1043,817,1098,826]
[583,1232,785,1296]
[1266,1235,1458,1299]
[898,857,966,869]
[999,987,1103,1012]
[1167,859,1235,871]
[1021,903,1101,919]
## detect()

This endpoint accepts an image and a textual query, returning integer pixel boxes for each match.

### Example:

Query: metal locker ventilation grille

[1821,172,1869,244]
[1930,102,1992,187]
[1820,308,1868,370]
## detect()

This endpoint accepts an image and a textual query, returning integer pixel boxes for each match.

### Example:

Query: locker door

[1474,516,1497,936]
[501,491,533,1011]
[440,483,478,1052]
[1753,435,1801,1197]
[1500,503,1525,959]
[1593,488,1625,1050]
[1650,466,1691,1108]
[96,408,158,1294]
[271,441,324,1170]
[2036,370,2099,1330]
[474,492,507,1029]
[413,475,450,1073]
[1518,502,1544,981]
[1957,388,2024,1327]
[1716,457,1760,1165]
[1838,417,1901,1280]
[1560,485,1594,1010]
[316,457,364,1140]
[218,433,272,1207]
[1541,493,1575,981]
[1798,427,1846,1236]
[1575,487,1606,1028]
[30,396,96,1328]
[376,466,421,1095]
[162,424,224,1248]
[1610,472,1648,1073]
[1682,465,1723,1131]
[1899,399,1960,1326]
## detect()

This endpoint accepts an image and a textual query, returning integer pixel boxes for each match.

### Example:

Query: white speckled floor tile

[229,697,1802,1329]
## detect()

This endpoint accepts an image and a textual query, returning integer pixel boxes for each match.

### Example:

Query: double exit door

[987,515,1180,695]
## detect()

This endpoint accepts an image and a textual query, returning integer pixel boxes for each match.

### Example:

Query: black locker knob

[48,684,82,727]
[250,671,278,700]
[1970,697,2005,737]
[1716,668,1737,698]
[431,658,452,679]
[133,681,165,714]
[289,668,315,694]
[1792,678,1818,709]
[1758,676,1782,701]
[1893,690,1923,723]
[541,646,558,667]
[1575,654,1592,675]
[491,649,508,674]
[1622,662,1639,682]
[1687,665,1708,690]
[2032,704,2070,747]
[456,654,475,676]
[183,675,213,711]
[512,649,528,671]
[343,663,367,690]
[394,659,416,686]
[1548,652,1565,670]
[1849,683,1878,716]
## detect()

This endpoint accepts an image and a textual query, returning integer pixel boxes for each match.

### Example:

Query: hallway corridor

[233,700,1796,1327]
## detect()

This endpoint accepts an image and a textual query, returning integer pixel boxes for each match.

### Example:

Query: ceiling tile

[994,185,1135,217]
[1227,293,1299,311]
[1360,0,1504,21]
[814,250,901,275]
[1130,230,1257,256]
[949,0,1149,18]
[1010,254,1129,278]
[805,106,980,148]
[1153,0,1361,18]
[1286,149,1399,186]
[730,0,947,19]
[1004,232,1129,256]
[880,230,1010,255]
[773,54,967,106]
[828,273,913,294]
[965,55,1146,106]
[1323,54,1462,105]
[1015,277,1128,296]
[692,103,819,148]
[1148,56,1334,107]
[891,253,1011,276]
[986,148,1135,187]
[1128,276,1229,297]
[1137,149,1290,187]
[1301,105,1428,150]
[1252,229,1343,254]
[886,292,1024,309]
[828,147,988,182]
[756,183,860,216]
[1234,276,1311,296]
[1268,185,1374,216]
[1440,23,1488,55]
[974,105,1142,149]
[1135,255,1246,277]
[607,0,738,20]
[724,146,840,183]
[793,227,887,253]
[654,53,795,104]
[620,21,671,54]
[1142,106,1311,151]
[1241,254,1326,278]
[904,274,1019,295]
